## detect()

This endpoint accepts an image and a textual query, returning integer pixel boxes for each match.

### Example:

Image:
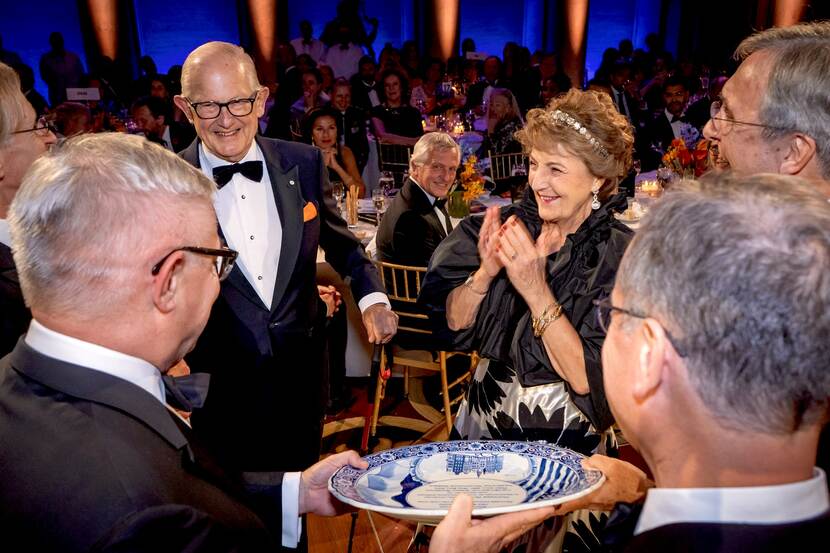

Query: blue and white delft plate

[328,440,605,523]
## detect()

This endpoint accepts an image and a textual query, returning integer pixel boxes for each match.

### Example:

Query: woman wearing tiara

[421,88,634,550]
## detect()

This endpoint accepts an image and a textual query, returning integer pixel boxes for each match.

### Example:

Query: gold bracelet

[532,301,563,337]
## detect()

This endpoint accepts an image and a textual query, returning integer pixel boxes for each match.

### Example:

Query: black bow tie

[163,373,211,412]
[433,198,447,209]
[670,115,682,123]
[212,160,263,188]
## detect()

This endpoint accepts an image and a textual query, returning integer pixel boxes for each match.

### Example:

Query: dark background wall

[2,0,827,98]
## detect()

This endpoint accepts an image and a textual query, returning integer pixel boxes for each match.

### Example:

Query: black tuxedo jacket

[376,178,450,268]
[168,121,197,153]
[0,341,284,552]
[181,135,384,472]
[621,515,830,552]
[637,112,677,171]
[0,243,30,357]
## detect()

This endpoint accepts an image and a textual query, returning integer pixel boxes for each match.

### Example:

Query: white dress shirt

[200,142,282,310]
[290,37,327,64]
[665,108,683,139]
[0,218,10,247]
[23,319,303,548]
[160,125,174,152]
[635,468,829,535]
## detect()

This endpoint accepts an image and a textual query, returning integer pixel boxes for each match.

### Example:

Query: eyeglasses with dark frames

[185,93,258,119]
[593,298,687,357]
[151,246,238,281]
[708,99,792,135]
[12,116,57,137]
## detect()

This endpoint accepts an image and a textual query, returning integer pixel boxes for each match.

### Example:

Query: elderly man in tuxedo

[0,61,57,357]
[376,132,461,268]
[431,172,830,553]
[173,41,397,475]
[0,133,366,551]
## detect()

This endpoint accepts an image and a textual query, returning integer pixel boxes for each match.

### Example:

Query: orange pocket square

[303,201,318,222]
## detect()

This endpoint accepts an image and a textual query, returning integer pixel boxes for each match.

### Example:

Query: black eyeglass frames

[184,93,259,119]
[151,246,238,281]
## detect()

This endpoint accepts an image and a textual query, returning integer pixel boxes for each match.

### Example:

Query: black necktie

[433,198,452,235]
[163,373,211,412]
[212,160,263,188]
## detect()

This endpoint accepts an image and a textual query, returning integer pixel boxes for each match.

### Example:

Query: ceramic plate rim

[328,441,605,520]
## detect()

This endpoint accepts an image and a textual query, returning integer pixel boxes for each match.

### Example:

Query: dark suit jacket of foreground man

[0,243,30,357]
[181,135,384,473]
[376,177,451,268]
[0,341,284,552]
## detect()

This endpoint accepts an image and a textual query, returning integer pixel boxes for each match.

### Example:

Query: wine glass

[331,180,345,213]
[378,171,395,196]
[372,188,387,224]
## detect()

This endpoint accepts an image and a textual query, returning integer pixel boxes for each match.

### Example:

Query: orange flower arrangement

[662,138,716,178]
[457,155,486,202]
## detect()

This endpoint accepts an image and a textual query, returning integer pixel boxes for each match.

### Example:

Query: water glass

[372,189,387,224]
[331,180,345,212]
[378,171,395,196]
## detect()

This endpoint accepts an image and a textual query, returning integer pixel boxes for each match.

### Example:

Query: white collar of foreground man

[635,468,828,535]
[24,319,166,404]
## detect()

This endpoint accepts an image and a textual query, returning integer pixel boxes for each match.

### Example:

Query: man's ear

[152,251,185,314]
[172,95,193,125]
[254,86,268,118]
[779,133,817,176]
[631,319,669,402]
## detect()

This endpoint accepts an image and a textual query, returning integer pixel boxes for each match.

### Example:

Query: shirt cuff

[358,292,391,313]
[281,472,303,548]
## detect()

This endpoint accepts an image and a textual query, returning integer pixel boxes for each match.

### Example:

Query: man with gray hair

[429,173,830,552]
[0,133,366,550]
[172,41,397,476]
[703,21,830,197]
[376,131,461,267]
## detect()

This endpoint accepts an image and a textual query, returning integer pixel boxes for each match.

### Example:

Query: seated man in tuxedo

[376,132,460,268]
[131,95,196,153]
[174,41,397,476]
[430,172,830,552]
[636,75,697,171]
[331,78,369,174]
[0,132,366,551]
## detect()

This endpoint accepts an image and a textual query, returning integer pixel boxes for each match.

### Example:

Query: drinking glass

[378,171,395,196]
[372,188,387,224]
[331,180,345,212]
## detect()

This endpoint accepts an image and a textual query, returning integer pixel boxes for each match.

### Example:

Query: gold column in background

[86,0,118,60]
[773,0,807,26]
[427,0,459,62]
[247,0,278,89]
[561,0,589,89]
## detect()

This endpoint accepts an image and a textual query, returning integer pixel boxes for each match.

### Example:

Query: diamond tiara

[549,109,610,158]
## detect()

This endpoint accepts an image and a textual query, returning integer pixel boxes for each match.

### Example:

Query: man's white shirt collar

[0,218,11,247]
[636,468,829,535]
[24,319,165,404]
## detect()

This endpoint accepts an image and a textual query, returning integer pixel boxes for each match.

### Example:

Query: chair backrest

[375,261,430,335]
[488,150,528,181]
[378,143,412,187]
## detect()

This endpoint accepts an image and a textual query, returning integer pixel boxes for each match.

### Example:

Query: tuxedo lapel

[8,340,188,451]
[256,137,304,314]
[179,140,267,311]
[405,179,447,239]
[0,242,18,286]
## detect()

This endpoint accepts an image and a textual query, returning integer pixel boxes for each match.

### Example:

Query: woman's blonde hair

[515,88,634,200]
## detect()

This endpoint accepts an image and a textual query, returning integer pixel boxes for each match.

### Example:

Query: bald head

[180,41,260,98]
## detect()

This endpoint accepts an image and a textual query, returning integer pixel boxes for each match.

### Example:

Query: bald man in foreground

[174,42,397,476]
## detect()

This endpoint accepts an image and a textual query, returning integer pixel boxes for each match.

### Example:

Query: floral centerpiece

[448,155,486,217]
[662,138,716,179]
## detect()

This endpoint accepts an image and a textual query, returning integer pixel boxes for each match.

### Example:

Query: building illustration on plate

[446,452,504,476]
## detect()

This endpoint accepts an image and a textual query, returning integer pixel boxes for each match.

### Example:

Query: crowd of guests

[0,11,829,553]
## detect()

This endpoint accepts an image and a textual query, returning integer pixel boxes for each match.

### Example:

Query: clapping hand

[478,206,504,279]
[495,215,549,302]
[317,285,342,317]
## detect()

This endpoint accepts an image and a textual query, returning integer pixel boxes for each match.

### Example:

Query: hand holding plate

[299,450,369,516]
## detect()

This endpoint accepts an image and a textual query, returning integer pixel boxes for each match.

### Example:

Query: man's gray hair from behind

[735,21,830,178]
[616,172,830,435]
[409,132,461,173]
[9,133,217,316]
